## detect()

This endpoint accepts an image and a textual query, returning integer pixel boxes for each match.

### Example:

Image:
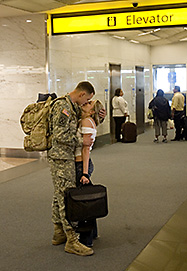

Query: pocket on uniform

[56,160,76,189]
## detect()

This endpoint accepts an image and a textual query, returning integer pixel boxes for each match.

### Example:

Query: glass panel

[121,67,136,122]
[153,64,186,94]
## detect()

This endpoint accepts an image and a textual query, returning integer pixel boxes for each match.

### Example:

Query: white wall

[151,42,187,102]
[151,42,187,65]
[0,14,47,149]
[49,33,151,134]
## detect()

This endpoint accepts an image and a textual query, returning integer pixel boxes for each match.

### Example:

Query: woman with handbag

[75,99,104,247]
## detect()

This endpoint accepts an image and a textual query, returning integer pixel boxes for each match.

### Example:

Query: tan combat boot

[52,223,67,245]
[65,229,94,256]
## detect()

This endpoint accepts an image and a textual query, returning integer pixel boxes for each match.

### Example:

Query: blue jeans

[75,159,98,246]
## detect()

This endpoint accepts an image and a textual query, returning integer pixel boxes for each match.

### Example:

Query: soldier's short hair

[76,81,95,95]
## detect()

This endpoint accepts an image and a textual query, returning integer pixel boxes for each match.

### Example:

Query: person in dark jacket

[149,89,171,143]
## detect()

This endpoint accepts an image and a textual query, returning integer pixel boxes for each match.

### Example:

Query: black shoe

[171,138,180,141]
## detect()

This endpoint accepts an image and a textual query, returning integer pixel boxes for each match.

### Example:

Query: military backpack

[20,95,68,152]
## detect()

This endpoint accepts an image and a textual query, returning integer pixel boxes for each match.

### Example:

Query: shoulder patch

[62,108,70,117]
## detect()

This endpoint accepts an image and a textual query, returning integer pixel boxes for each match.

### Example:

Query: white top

[75,118,97,157]
[112,96,129,117]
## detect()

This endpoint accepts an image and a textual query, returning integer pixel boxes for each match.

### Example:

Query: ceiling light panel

[0,0,66,12]
[0,4,29,17]
[136,35,160,42]
[147,39,171,46]
[168,31,187,42]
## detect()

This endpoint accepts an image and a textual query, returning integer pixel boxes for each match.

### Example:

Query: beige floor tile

[0,157,36,171]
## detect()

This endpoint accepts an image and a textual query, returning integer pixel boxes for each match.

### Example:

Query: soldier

[48,81,99,256]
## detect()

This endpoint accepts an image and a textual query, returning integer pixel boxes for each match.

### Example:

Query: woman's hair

[114,88,121,97]
[91,100,104,126]
[156,89,164,97]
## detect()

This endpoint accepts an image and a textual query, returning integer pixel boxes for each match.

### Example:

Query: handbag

[167,119,174,129]
[65,184,108,222]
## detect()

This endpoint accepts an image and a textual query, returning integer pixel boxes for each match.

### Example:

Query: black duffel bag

[65,184,108,222]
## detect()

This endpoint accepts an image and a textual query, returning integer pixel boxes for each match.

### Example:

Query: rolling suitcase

[121,116,137,143]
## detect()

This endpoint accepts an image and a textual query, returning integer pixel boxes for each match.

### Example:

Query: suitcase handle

[77,182,93,189]
[127,115,130,122]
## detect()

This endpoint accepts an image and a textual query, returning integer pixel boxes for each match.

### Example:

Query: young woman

[75,99,104,247]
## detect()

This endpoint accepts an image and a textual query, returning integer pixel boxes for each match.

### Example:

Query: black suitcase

[65,184,108,222]
[121,117,137,143]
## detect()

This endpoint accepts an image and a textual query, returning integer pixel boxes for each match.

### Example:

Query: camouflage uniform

[48,95,82,232]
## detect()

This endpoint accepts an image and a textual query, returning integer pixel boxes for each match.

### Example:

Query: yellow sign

[52,7,187,35]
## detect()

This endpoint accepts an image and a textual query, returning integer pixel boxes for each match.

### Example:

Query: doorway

[135,66,145,134]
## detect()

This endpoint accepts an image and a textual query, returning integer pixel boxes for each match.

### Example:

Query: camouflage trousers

[48,158,76,232]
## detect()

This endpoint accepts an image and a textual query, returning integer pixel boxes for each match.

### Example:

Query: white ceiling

[0,0,187,46]
[109,27,187,46]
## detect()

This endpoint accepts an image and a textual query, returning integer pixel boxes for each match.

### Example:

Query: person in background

[75,99,104,247]
[171,86,185,141]
[112,88,129,142]
[149,89,171,143]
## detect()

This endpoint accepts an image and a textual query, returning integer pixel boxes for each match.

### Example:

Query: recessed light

[138,30,154,36]
[113,35,125,40]
[154,28,160,32]
[26,20,32,23]
[138,32,151,36]
[179,37,187,41]
[130,40,139,44]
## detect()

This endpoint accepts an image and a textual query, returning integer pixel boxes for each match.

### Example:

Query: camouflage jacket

[47,95,82,160]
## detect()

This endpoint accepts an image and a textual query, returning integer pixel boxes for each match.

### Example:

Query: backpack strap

[50,95,78,117]
[31,96,52,131]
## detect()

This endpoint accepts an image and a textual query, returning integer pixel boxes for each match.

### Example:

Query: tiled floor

[0,157,37,171]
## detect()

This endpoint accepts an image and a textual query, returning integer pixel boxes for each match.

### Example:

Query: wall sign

[51,7,187,35]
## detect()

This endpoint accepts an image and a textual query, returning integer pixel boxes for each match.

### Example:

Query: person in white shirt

[112,88,129,142]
